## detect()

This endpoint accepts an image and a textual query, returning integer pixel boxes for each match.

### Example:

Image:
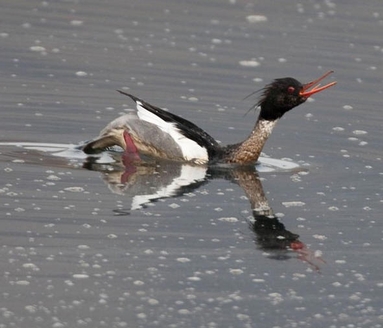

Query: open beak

[300,71,337,98]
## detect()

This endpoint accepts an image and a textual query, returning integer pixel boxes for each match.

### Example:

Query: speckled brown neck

[227,119,278,164]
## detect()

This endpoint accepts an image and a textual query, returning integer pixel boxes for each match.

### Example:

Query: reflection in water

[84,154,209,211]
[0,142,324,271]
[84,154,325,271]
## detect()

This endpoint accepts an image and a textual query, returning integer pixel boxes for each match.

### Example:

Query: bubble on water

[75,71,88,77]
[46,175,61,181]
[282,201,305,207]
[335,260,346,264]
[218,217,238,223]
[148,298,159,305]
[15,280,30,286]
[188,97,199,102]
[25,305,37,313]
[353,130,367,135]
[70,20,84,26]
[246,15,268,23]
[187,276,201,281]
[252,278,265,283]
[30,46,46,52]
[64,187,84,192]
[178,309,191,315]
[229,268,244,275]
[313,234,327,240]
[239,60,260,67]
[72,274,89,279]
[268,293,283,305]
[22,263,40,271]
[77,245,90,250]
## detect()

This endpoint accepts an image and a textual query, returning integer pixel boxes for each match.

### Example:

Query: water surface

[1,1,382,327]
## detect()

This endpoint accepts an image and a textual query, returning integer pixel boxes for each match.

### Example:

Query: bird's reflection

[84,154,325,271]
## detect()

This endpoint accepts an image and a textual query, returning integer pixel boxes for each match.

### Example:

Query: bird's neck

[228,118,278,164]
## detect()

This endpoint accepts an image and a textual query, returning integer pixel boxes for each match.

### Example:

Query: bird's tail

[81,129,124,154]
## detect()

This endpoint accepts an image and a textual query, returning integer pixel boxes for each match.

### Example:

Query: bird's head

[257,71,336,121]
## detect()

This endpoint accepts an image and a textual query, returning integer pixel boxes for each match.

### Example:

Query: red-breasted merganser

[82,71,336,165]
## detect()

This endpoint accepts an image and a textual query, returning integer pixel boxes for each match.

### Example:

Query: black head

[256,71,337,121]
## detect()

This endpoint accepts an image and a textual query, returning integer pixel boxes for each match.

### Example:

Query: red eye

[287,86,295,94]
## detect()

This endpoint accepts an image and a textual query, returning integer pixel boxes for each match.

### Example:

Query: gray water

[1,1,382,327]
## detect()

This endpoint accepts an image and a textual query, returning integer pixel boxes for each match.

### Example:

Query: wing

[117,91,220,158]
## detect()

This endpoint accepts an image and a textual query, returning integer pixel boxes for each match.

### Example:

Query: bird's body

[82,71,336,165]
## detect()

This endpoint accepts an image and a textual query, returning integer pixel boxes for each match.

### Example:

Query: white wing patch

[136,101,209,164]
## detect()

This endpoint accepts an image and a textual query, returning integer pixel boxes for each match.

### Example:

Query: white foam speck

[268,292,283,305]
[218,217,238,223]
[178,309,191,315]
[237,314,250,321]
[353,130,367,135]
[30,46,46,52]
[239,60,260,67]
[229,268,244,275]
[246,15,268,23]
[176,257,191,263]
[15,280,30,286]
[70,20,84,26]
[335,260,346,264]
[25,305,37,313]
[137,313,147,319]
[282,201,305,207]
[22,263,40,271]
[187,276,201,281]
[313,234,327,240]
[73,274,89,279]
[77,245,90,249]
[46,175,61,181]
[64,186,84,192]
[75,71,88,77]
[252,278,265,283]
[211,38,222,44]
[148,298,159,305]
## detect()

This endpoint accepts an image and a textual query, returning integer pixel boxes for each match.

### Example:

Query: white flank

[136,101,209,163]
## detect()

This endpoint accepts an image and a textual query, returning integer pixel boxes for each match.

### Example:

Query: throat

[227,119,278,164]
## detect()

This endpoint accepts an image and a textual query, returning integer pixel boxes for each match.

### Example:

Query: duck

[81,71,336,165]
